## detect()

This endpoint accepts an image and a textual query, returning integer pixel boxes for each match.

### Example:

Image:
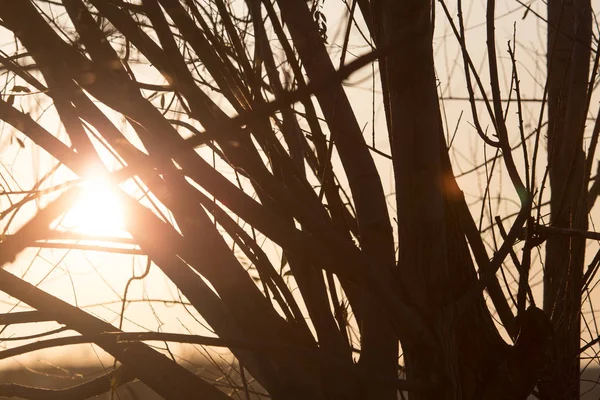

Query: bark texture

[541,0,591,398]
[371,1,509,398]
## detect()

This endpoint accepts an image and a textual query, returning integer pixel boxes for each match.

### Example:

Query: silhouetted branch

[0,366,134,400]
[0,332,420,392]
[0,311,54,326]
[0,187,81,266]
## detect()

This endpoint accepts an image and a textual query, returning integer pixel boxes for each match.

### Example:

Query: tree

[0,0,596,399]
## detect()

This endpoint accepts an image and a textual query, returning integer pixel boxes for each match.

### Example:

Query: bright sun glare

[62,170,125,236]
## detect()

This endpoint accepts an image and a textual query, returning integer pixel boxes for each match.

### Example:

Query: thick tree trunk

[372,1,509,398]
[540,0,591,399]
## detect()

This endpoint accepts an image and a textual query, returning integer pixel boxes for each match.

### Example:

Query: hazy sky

[0,0,598,374]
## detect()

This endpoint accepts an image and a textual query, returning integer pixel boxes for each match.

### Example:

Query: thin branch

[0,366,134,400]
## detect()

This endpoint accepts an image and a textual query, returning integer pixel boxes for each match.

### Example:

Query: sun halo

[61,170,126,237]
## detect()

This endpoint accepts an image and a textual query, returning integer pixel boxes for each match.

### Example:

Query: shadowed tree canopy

[0,0,597,399]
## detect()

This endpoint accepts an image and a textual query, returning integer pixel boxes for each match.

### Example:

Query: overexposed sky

[0,0,599,375]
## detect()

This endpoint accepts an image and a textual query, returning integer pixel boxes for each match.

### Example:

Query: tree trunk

[372,1,509,398]
[540,1,591,399]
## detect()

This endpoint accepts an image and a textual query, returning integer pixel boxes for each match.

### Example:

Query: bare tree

[0,0,597,399]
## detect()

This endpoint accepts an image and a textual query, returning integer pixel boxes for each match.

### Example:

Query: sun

[61,169,126,236]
